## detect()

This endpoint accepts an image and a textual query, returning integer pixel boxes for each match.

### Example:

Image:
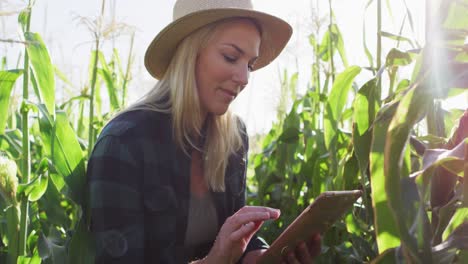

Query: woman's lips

[219,88,237,100]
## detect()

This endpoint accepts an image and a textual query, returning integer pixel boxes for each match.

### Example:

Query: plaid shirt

[87,110,268,263]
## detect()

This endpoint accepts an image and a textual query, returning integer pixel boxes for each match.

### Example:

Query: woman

[87,0,320,263]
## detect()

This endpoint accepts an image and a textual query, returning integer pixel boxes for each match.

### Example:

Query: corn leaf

[442,209,468,242]
[98,52,120,111]
[0,70,23,135]
[370,103,401,253]
[38,107,85,205]
[17,252,41,264]
[67,220,95,264]
[370,248,397,264]
[38,232,66,264]
[0,129,22,159]
[5,205,20,264]
[443,0,468,30]
[380,31,415,47]
[385,83,432,261]
[318,24,349,68]
[25,32,55,115]
[385,48,415,67]
[324,66,361,149]
[16,174,48,202]
[39,178,70,226]
[97,68,119,111]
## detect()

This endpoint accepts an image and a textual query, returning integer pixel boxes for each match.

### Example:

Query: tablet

[256,190,362,264]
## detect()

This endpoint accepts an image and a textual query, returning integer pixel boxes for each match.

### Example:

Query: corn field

[1,0,467,263]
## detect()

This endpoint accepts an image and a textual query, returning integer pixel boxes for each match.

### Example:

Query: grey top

[184,192,218,260]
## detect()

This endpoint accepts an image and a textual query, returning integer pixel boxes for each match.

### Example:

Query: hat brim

[144,8,293,80]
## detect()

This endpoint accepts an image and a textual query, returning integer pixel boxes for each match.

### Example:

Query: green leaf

[0,129,23,159]
[0,70,23,135]
[442,208,468,241]
[385,48,414,67]
[278,126,301,143]
[342,152,360,190]
[370,248,397,264]
[458,250,468,263]
[112,48,125,79]
[447,88,467,98]
[17,9,30,32]
[5,205,20,264]
[98,51,120,110]
[17,174,48,202]
[331,24,349,68]
[433,196,460,245]
[433,221,468,263]
[412,139,466,228]
[370,104,401,253]
[385,84,432,261]
[17,252,41,264]
[324,66,361,149]
[354,78,379,136]
[59,95,89,110]
[67,220,95,264]
[380,31,415,47]
[422,139,466,175]
[443,0,468,30]
[318,24,349,67]
[88,50,102,118]
[38,232,66,264]
[37,179,70,227]
[25,32,55,115]
[309,34,317,48]
[395,79,410,95]
[97,68,119,111]
[38,108,86,205]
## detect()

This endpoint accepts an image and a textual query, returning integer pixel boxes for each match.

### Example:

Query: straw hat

[144,0,293,80]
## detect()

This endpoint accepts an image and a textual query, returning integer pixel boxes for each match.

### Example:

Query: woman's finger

[306,233,321,258]
[295,241,313,264]
[230,221,257,241]
[226,211,271,230]
[286,252,301,264]
[234,206,281,218]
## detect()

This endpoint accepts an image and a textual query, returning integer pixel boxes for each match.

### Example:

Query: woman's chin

[209,105,230,116]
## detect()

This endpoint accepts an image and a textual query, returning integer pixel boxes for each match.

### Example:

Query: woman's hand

[280,233,321,264]
[242,233,321,264]
[204,206,281,264]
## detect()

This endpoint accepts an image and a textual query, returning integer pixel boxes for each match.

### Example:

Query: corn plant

[248,0,467,263]
[0,0,134,263]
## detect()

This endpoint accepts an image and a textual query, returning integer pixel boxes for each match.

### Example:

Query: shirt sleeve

[87,135,145,263]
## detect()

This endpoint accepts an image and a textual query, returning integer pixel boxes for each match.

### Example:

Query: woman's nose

[233,64,249,88]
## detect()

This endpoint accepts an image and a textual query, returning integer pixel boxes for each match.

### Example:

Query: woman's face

[195,19,261,117]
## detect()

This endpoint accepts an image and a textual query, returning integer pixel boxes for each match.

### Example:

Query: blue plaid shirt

[87,109,268,263]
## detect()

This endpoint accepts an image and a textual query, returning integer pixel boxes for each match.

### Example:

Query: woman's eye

[223,55,236,63]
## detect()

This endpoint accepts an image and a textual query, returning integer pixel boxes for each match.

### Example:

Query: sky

[2,0,465,135]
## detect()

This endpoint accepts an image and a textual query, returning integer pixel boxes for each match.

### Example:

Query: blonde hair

[124,18,257,191]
